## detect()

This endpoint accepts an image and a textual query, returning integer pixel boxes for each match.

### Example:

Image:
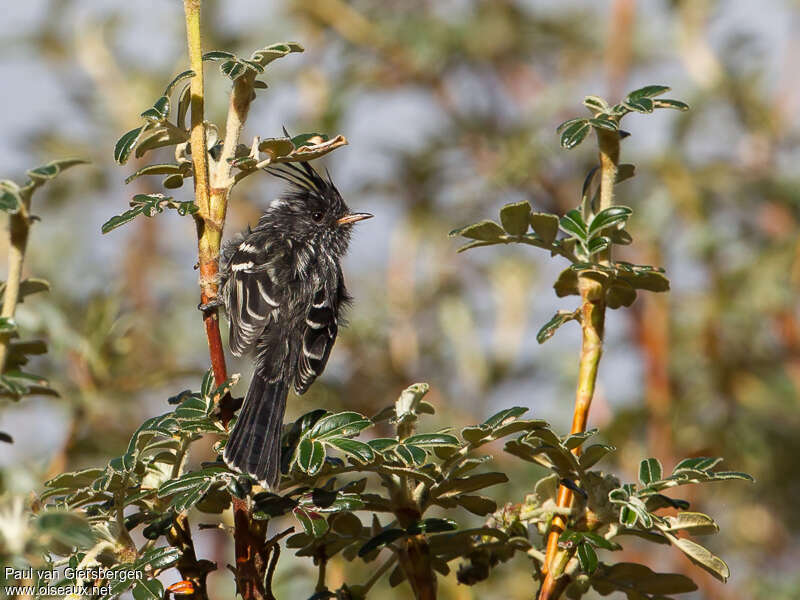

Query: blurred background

[0,0,798,598]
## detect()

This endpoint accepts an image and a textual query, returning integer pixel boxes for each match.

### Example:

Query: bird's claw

[198,299,222,312]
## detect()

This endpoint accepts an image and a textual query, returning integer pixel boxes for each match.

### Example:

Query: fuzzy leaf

[499,201,531,235]
[449,220,505,241]
[671,535,730,582]
[559,209,588,241]
[559,119,591,149]
[537,310,579,344]
[639,458,663,486]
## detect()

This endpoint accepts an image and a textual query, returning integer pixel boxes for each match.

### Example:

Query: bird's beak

[337,212,373,226]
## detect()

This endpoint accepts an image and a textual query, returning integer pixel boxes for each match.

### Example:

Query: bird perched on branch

[215,161,371,487]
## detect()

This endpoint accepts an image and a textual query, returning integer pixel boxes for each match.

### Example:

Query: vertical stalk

[0,205,30,372]
[182,4,267,600]
[394,390,437,600]
[181,4,233,600]
[539,128,618,599]
[184,0,227,386]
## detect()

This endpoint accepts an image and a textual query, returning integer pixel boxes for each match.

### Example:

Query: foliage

[0,159,86,428]
[0,3,773,600]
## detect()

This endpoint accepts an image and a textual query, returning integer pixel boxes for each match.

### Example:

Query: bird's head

[264,162,372,256]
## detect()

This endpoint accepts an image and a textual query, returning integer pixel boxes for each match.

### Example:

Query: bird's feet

[198,298,223,312]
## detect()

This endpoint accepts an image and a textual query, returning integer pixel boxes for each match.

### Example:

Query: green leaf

[591,562,697,595]
[653,98,689,111]
[556,117,585,133]
[0,183,21,213]
[627,85,670,100]
[579,444,615,469]
[456,495,497,516]
[483,407,528,429]
[588,116,618,131]
[645,494,690,511]
[36,511,95,549]
[587,236,610,256]
[563,429,597,450]
[660,512,719,536]
[101,193,198,234]
[404,433,460,448]
[537,310,579,344]
[407,518,457,534]
[220,60,249,81]
[114,126,145,164]
[202,50,236,61]
[623,97,654,113]
[252,492,297,519]
[499,201,531,235]
[45,468,103,490]
[177,83,192,129]
[673,456,722,472]
[141,96,170,122]
[529,213,559,246]
[133,125,189,159]
[553,267,579,297]
[580,531,621,551]
[618,269,670,293]
[0,369,57,399]
[124,163,187,184]
[559,119,591,149]
[359,528,406,557]
[250,42,305,68]
[327,438,375,463]
[449,220,505,241]
[456,240,501,253]
[621,497,652,528]
[258,137,296,159]
[26,159,88,184]
[163,174,185,189]
[670,535,730,582]
[394,443,427,466]
[0,317,16,334]
[460,426,490,444]
[297,438,317,474]
[157,466,228,512]
[708,471,754,482]
[435,472,508,498]
[294,508,328,537]
[559,209,588,241]
[291,132,329,148]
[368,437,399,452]
[310,411,371,439]
[163,69,195,97]
[132,580,164,600]
[639,458,663,485]
[577,542,598,574]
[588,206,632,238]
[616,163,635,183]
[137,546,181,571]
[583,95,609,113]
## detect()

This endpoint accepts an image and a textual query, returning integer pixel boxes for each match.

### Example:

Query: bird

[216,161,372,488]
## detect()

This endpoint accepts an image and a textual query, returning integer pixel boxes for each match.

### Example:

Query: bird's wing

[294,269,347,394]
[224,235,285,357]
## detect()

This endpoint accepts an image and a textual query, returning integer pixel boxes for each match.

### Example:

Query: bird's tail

[223,374,287,488]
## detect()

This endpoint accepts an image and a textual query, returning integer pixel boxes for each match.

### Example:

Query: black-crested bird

[217,161,371,487]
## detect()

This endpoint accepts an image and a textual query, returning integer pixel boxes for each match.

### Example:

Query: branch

[538,129,618,600]
[0,200,30,372]
[181,5,271,600]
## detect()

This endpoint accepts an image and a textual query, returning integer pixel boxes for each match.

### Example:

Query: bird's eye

[312,211,324,222]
